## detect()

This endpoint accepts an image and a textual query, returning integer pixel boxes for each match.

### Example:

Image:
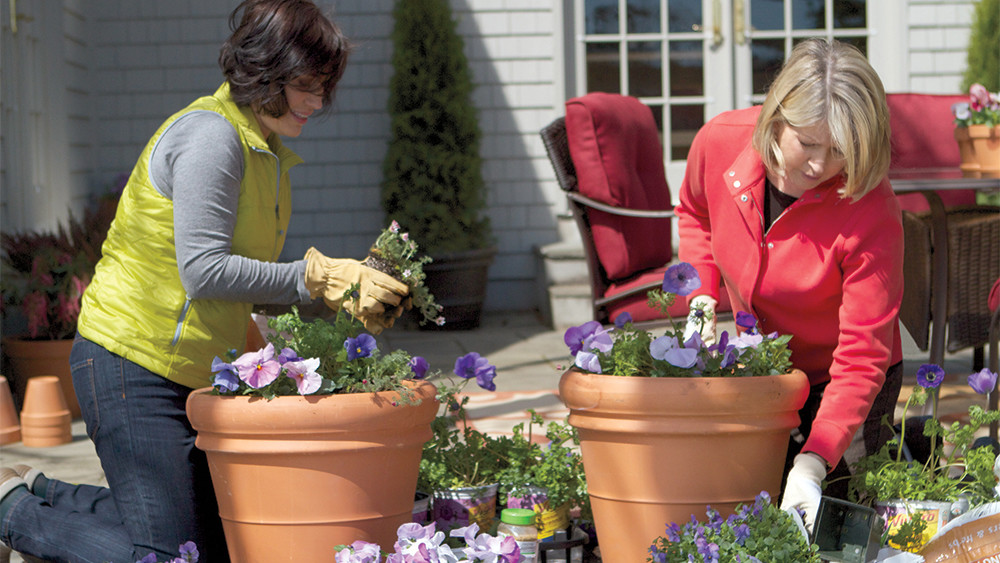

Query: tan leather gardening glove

[683,295,718,346]
[304,247,409,334]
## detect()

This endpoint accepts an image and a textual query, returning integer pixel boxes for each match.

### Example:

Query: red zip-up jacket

[676,106,904,466]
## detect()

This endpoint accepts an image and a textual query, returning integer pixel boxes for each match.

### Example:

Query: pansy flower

[663,263,701,296]
[345,334,377,361]
[232,343,281,389]
[284,357,322,395]
[453,352,498,391]
[564,320,603,356]
[210,356,240,392]
[409,356,430,379]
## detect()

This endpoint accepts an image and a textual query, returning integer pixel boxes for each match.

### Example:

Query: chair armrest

[566,192,676,219]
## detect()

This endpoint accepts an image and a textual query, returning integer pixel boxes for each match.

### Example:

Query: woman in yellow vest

[0,1,408,560]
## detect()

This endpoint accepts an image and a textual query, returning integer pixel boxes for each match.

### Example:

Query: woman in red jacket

[675,38,903,531]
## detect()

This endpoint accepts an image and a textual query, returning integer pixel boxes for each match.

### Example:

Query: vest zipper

[251,145,282,261]
[172,297,192,346]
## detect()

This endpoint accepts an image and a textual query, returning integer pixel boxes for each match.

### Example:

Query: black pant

[782,361,904,501]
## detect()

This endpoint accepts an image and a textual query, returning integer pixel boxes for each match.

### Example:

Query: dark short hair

[219,0,351,118]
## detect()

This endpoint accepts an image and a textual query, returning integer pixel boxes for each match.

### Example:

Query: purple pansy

[916,363,945,389]
[453,352,498,391]
[276,347,302,364]
[574,350,603,373]
[345,334,377,361]
[614,312,633,328]
[663,262,701,296]
[735,311,758,331]
[968,368,998,395]
[232,343,281,389]
[650,335,699,368]
[409,356,430,379]
[564,320,603,356]
[210,356,240,392]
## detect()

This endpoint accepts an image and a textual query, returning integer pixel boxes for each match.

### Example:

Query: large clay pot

[968,124,1000,178]
[559,368,810,563]
[2,337,80,418]
[1,375,22,444]
[419,246,497,331]
[186,380,438,562]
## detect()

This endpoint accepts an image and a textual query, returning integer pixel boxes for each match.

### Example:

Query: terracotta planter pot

[0,375,21,445]
[968,124,1000,178]
[20,375,72,447]
[186,381,438,561]
[559,368,810,563]
[2,337,80,419]
[954,126,981,178]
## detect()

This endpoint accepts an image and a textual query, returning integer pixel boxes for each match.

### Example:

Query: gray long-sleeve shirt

[148,110,311,305]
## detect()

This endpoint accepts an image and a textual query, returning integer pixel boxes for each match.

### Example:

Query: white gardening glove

[780,453,827,533]
[683,295,718,346]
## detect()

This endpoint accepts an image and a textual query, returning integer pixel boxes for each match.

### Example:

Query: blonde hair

[752,39,891,200]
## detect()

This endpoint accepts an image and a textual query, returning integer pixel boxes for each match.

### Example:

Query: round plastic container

[497,508,538,562]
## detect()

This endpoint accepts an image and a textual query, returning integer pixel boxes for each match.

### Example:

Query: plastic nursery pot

[19,375,72,447]
[432,483,499,533]
[186,380,438,562]
[413,491,431,525]
[875,499,968,551]
[506,485,570,541]
[1,376,22,445]
[559,367,810,563]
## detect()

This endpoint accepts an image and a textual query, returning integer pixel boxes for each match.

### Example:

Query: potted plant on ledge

[1,196,117,418]
[558,262,810,563]
[381,0,496,330]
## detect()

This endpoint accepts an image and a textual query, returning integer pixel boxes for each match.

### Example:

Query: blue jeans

[1,334,229,562]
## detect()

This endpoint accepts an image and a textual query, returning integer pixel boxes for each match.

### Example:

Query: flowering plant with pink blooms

[563,262,793,379]
[366,221,443,326]
[1,200,116,340]
[335,521,522,563]
[952,83,1000,128]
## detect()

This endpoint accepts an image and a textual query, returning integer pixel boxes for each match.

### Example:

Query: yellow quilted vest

[78,83,301,389]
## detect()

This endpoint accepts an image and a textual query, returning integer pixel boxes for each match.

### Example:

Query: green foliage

[382,0,491,254]
[264,305,419,400]
[962,0,999,92]
[848,386,1000,508]
[496,411,591,522]
[648,492,820,562]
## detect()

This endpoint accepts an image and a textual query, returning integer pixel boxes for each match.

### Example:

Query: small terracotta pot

[20,375,72,447]
[968,124,1000,178]
[0,375,22,445]
[2,337,80,419]
[954,127,981,178]
[560,368,810,563]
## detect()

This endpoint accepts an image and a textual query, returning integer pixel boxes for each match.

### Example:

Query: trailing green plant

[647,491,821,562]
[365,220,443,326]
[381,0,492,255]
[417,355,508,492]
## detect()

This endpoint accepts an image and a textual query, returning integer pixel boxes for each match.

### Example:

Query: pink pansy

[390,220,401,233]
[232,343,281,389]
[283,357,322,395]
[970,83,990,111]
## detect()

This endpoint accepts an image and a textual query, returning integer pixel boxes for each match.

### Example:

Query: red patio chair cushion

[564,93,673,281]
[887,93,976,212]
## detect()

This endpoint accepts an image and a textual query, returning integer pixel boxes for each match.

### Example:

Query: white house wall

[0,0,981,314]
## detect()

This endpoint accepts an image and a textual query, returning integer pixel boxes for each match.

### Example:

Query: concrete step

[545,282,593,331]
[537,240,588,286]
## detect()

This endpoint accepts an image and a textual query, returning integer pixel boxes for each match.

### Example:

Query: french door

[574,0,873,189]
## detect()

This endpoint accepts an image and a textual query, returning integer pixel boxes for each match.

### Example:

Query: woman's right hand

[304,247,409,334]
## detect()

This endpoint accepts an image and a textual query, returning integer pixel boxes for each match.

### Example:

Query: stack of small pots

[19,375,72,447]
